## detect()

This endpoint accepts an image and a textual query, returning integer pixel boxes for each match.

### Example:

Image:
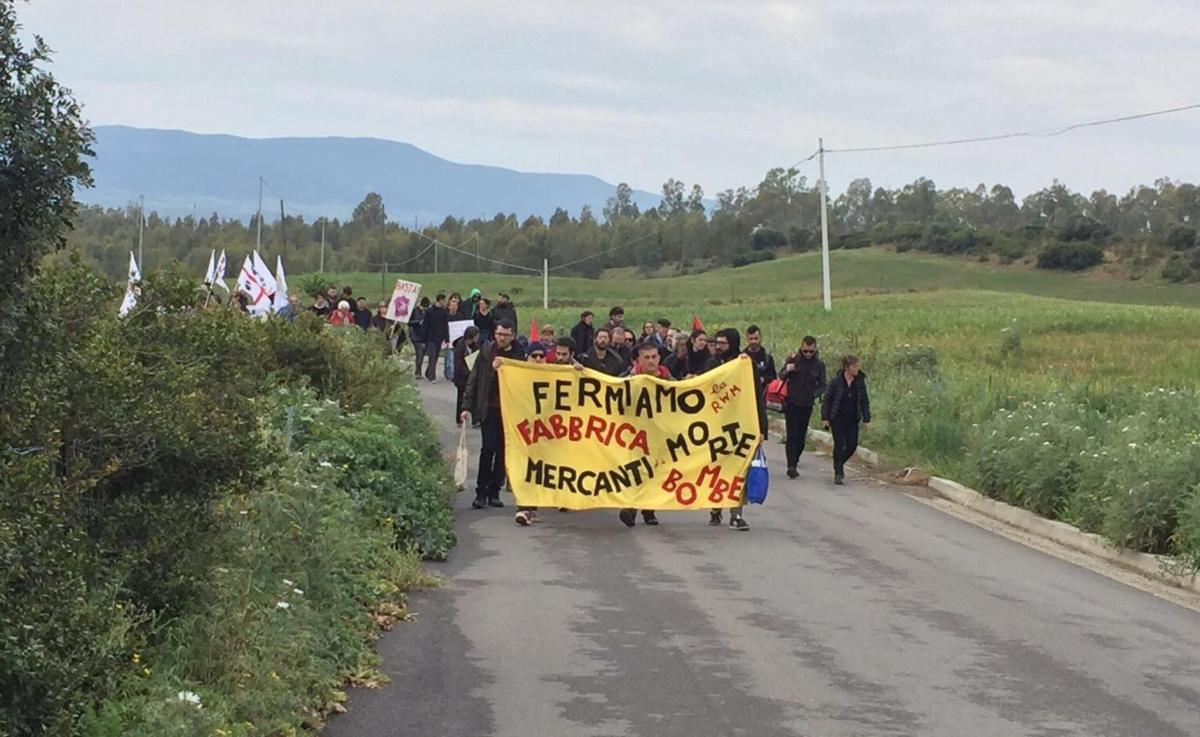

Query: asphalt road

[324,380,1200,737]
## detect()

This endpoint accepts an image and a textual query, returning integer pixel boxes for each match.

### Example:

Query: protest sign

[499,357,761,510]
[385,279,422,321]
[448,319,474,344]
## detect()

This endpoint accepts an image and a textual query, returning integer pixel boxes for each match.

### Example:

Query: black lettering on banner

[578,470,596,496]
[558,464,578,493]
[678,388,705,414]
[653,383,676,414]
[532,381,551,414]
[578,378,601,409]
[666,433,689,463]
[634,389,653,418]
[688,421,709,446]
[554,379,571,411]
[595,471,613,495]
[526,458,543,485]
[604,383,627,415]
[610,463,631,491]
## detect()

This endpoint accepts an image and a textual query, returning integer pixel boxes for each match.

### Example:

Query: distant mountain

[81,125,662,223]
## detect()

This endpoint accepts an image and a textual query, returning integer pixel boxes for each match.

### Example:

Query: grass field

[305,250,1200,564]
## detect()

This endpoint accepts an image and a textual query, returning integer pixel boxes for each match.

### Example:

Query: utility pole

[319,219,326,272]
[256,177,263,252]
[279,200,287,262]
[434,240,438,273]
[137,194,144,268]
[818,138,832,312]
[543,258,549,309]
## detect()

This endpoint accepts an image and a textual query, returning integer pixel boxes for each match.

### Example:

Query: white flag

[251,250,279,305]
[273,255,289,313]
[237,255,272,315]
[127,251,142,284]
[119,252,141,317]
[203,250,215,285]
[213,250,229,292]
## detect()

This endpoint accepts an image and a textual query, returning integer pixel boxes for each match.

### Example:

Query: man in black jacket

[778,335,827,479]
[460,319,526,508]
[423,293,450,383]
[570,311,595,355]
[743,324,777,395]
[821,355,871,485]
[492,293,517,329]
[709,328,768,531]
[452,325,481,425]
[579,327,625,376]
[408,297,430,378]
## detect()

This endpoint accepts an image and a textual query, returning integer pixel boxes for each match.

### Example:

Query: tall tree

[352,192,387,228]
[0,1,94,360]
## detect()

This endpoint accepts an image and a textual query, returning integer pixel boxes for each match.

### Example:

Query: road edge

[769,419,1200,597]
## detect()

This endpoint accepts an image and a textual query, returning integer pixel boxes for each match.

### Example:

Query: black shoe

[619,509,637,527]
[786,467,799,479]
[471,497,486,509]
[834,474,845,486]
[642,512,659,526]
[709,510,723,526]
[488,498,505,508]
[730,516,749,531]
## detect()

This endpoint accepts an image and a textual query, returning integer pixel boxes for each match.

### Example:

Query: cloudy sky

[19,0,1200,198]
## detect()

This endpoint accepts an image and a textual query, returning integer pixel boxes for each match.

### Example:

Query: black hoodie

[779,349,827,407]
[715,328,768,439]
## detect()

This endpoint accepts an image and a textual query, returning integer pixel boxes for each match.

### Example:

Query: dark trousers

[475,412,506,500]
[412,340,426,377]
[783,403,814,469]
[423,341,442,380]
[831,415,860,475]
[454,381,467,423]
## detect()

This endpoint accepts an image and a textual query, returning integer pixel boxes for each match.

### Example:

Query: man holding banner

[460,318,526,510]
[494,330,765,527]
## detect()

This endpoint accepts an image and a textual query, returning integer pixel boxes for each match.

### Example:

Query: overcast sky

[19,0,1200,199]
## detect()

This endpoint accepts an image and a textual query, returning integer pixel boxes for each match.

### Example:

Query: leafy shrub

[1166,224,1197,251]
[835,231,870,250]
[1161,256,1193,283]
[751,226,787,251]
[1059,215,1111,245]
[1036,242,1104,271]
[732,251,777,267]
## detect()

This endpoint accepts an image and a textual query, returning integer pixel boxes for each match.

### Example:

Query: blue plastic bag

[746,444,769,505]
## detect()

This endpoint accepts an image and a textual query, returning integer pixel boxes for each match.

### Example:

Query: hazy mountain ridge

[82,125,662,223]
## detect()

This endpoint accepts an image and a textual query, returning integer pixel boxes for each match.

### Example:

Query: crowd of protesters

[390,290,873,531]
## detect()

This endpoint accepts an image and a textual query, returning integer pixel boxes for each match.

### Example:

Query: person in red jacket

[327,300,354,327]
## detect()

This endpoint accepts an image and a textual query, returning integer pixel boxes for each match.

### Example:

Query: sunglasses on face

[529,352,545,359]
[801,349,816,355]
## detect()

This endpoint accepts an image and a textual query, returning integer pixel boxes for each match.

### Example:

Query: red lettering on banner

[569,415,582,441]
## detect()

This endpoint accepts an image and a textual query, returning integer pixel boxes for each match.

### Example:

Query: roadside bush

[1036,242,1104,271]
[1165,224,1197,251]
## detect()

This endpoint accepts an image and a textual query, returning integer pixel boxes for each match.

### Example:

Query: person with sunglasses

[778,336,828,479]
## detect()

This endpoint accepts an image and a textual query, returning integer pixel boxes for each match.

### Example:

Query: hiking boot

[730,516,750,531]
[709,510,723,526]
[786,467,799,479]
[618,509,637,527]
[642,511,659,526]
[514,511,531,526]
[471,497,487,509]
[487,498,505,508]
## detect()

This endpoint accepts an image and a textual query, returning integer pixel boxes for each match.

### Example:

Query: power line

[550,219,686,272]
[411,229,541,273]
[825,102,1200,155]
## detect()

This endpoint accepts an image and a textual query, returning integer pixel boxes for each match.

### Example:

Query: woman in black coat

[820,355,871,485]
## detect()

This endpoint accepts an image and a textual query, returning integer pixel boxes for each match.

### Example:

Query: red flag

[691,314,704,332]
[529,318,540,343]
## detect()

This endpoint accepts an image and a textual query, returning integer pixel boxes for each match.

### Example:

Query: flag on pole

[213,250,230,292]
[203,250,216,286]
[273,255,289,313]
[529,318,540,343]
[238,255,272,316]
[251,250,279,305]
[691,315,704,332]
[119,251,141,317]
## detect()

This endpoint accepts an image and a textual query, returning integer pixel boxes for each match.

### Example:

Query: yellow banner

[499,356,761,510]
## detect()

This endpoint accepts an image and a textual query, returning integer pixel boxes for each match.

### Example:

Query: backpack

[764,377,788,412]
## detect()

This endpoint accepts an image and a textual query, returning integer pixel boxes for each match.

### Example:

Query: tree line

[63,168,1200,284]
